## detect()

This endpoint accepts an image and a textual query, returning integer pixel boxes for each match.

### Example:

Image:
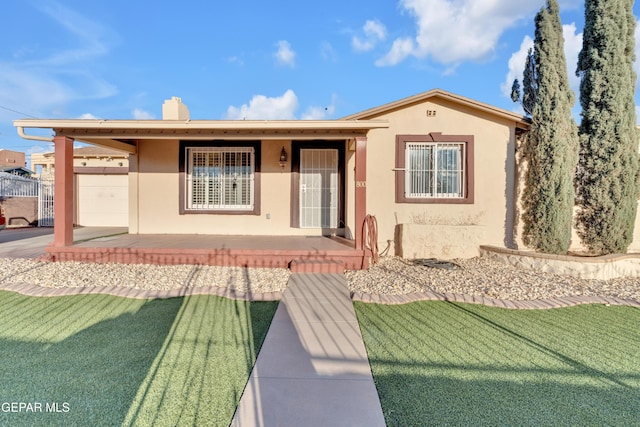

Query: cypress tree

[520,0,579,254]
[576,0,639,254]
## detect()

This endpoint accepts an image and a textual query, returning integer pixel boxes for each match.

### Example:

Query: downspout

[16,126,54,142]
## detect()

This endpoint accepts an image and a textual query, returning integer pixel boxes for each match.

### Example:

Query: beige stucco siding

[132,139,356,235]
[364,98,518,258]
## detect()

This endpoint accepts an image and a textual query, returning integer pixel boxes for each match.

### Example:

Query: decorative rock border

[2,281,639,310]
[351,290,640,309]
[0,282,282,302]
[480,245,640,280]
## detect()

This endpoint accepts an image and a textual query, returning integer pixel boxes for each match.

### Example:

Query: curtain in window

[187,147,254,210]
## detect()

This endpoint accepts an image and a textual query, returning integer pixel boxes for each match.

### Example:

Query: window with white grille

[405,142,465,198]
[185,147,254,210]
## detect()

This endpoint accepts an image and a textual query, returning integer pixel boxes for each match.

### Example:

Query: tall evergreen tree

[520,0,579,254]
[576,0,639,254]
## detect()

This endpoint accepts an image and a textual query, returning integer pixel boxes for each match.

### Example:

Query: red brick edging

[1,282,639,309]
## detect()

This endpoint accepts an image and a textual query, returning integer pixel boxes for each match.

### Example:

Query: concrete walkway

[0,227,127,258]
[231,273,386,427]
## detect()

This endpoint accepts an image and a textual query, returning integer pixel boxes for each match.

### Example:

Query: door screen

[299,149,338,228]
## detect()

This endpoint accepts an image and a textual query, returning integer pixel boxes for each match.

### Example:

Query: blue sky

[1,0,639,162]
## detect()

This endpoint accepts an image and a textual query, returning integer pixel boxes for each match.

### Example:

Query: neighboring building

[31,146,129,227]
[0,150,32,176]
[15,90,638,265]
[0,150,36,226]
[0,166,33,176]
[31,146,129,175]
[0,149,26,168]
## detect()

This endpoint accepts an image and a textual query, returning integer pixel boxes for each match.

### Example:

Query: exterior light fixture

[279,146,288,170]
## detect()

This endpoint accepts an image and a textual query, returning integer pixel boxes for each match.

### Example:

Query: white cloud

[352,20,387,52]
[0,3,117,119]
[321,41,338,62]
[378,0,544,67]
[563,23,582,91]
[132,109,155,120]
[78,113,100,120]
[376,38,415,67]
[301,95,337,120]
[226,90,299,120]
[502,24,582,100]
[501,36,534,98]
[35,2,114,67]
[225,91,337,120]
[0,64,72,115]
[274,40,296,67]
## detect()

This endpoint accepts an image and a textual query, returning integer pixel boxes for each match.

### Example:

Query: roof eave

[13,119,389,132]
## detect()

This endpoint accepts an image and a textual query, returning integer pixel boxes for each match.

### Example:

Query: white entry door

[299,149,339,228]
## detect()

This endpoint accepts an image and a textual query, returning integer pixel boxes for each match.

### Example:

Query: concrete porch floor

[44,230,369,271]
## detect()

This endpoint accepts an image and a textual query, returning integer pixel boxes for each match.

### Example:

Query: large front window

[395,133,474,204]
[186,147,254,210]
[406,142,465,198]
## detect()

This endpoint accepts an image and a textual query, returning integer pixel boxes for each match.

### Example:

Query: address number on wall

[356,181,366,187]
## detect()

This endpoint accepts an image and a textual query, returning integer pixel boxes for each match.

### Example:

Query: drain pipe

[16,126,54,142]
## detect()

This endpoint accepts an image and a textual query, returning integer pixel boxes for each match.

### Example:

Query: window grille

[405,142,464,198]
[185,147,254,210]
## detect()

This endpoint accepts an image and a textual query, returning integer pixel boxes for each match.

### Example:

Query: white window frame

[185,146,255,211]
[405,142,465,199]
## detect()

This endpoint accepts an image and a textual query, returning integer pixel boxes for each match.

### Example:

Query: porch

[44,232,369,272]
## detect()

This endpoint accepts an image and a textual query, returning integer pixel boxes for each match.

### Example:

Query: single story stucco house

[14,89,640,270]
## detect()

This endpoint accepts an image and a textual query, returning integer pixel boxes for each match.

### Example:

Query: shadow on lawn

[376,370,640,426]
[355,301,640,427]
[121,295,276,427]
[0,296,183,427]
[0,292,277,427]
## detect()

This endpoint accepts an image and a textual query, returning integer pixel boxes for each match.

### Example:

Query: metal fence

[38,176,54,227]
[0,172,55,227]
[0,172,39,197]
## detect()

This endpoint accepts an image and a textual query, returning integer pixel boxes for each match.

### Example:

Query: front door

[299,148,339,228]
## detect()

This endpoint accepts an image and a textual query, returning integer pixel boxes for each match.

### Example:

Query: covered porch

[15,105,388,271]
[44,232,368,272]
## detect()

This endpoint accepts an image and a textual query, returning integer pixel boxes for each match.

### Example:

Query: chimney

[162,96,190,120]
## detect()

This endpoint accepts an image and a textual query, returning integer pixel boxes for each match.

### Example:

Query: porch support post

[354,136,367,250]
[53,135,74,247]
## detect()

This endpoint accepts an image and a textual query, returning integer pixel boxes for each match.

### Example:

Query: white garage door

[76,174,128,227]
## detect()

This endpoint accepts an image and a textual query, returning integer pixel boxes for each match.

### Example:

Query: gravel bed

[346,257,640,301]
[0,259,291,294]
[1,256,639,302]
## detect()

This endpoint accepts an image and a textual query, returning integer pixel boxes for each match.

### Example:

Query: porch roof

[14,119,389,153]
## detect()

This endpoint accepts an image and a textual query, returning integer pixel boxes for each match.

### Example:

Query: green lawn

[0,291,277,427]
[355,301,640,426]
